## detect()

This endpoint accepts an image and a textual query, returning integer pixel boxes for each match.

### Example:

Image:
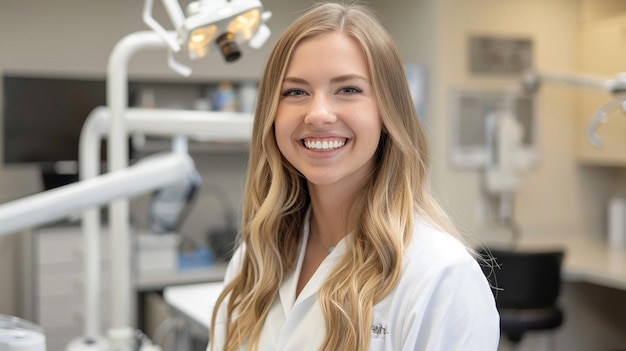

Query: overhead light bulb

[182,0,270,62]
[187,24,217,59]
[145,0,272,66]
[228,9,260,40]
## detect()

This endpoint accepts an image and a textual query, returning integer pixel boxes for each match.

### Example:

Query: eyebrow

[282,74,370,85]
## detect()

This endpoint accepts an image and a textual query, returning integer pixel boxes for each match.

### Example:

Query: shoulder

[397,219,492,304]
[404,218,475,271]
[382,219,500,349]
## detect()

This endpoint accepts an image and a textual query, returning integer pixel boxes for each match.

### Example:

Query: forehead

[285,32,369,77]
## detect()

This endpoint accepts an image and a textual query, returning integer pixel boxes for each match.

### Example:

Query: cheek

[273,115,294,155]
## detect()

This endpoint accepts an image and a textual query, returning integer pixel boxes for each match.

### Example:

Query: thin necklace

[310,232,335,254]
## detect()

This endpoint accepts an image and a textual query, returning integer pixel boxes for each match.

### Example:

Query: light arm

[0,152,195,237]
[523,69,626,147]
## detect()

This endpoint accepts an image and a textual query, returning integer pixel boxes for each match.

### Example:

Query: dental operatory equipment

[143,0,272,75]
[149,137,202,235]
[481,69,626,241]
[481,98,528,241]
[482,95,531,240]
[523,70,626,147]
[0,0,269,350]
[100,0,270,349]
[0,314,47,351]
[75,107,251,351]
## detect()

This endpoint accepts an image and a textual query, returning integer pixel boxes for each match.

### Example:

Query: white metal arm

[523,69,626,147]
[0,152,194,237]
[78,106,252,343]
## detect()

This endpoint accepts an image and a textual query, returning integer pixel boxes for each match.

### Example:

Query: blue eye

[339,87,362,94]
[282,89,306,97]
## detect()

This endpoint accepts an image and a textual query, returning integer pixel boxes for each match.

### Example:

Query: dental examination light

[522,70,626,147]
[144,0,272,74]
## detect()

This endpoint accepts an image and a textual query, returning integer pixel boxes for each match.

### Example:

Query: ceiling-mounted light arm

[143,0,194,76]
[143,0,182,52]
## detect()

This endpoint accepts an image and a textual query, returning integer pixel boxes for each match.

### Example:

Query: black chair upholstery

[479,248,565,344]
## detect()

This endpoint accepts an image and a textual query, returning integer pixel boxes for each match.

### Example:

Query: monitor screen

[3,75,107,169]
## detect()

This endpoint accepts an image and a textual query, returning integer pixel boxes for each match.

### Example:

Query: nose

[304,93,336,126]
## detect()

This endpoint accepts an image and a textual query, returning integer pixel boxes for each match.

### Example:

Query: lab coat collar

[277,209,347,316]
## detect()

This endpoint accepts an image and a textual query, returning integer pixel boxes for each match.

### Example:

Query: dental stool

[479,248,565,348]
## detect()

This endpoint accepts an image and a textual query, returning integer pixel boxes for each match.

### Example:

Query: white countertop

[164,281,224,333]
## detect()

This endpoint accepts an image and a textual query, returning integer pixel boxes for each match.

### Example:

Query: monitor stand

[41,171,78,190]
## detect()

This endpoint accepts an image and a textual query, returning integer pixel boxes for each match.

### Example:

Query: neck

[308,184,353,247]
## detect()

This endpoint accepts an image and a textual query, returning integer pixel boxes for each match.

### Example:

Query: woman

[209,2,499,350]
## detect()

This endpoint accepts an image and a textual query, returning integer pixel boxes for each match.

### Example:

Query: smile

[303,138,347,151]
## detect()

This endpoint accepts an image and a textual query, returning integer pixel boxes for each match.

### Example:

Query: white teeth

[304,139,346,151]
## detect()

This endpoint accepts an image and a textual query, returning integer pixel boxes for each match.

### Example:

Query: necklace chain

[310,232,335,254]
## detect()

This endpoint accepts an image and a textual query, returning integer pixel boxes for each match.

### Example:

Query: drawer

[38,270,111,297]
[37,294,111,329]
[36,227,111,265]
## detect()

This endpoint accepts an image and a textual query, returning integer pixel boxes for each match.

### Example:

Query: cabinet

[32,226,112,351]
[577,12,626,165]
[26,225,229,351]
[128,78,256,155]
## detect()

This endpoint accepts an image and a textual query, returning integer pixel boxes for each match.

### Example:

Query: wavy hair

[210,2,460,351]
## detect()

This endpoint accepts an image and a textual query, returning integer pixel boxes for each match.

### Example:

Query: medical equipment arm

[523,69,626,147]
[0,152,195,237]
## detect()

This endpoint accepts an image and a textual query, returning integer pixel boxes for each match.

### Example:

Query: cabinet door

[34,226,112,351]
[577,13,626,165]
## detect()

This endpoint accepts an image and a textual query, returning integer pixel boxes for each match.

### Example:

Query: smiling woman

[208,2,500,351]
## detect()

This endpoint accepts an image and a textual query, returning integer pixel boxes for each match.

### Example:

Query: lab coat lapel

[278,213,310,317]
[294,240,346,305]
[275,241,346,350]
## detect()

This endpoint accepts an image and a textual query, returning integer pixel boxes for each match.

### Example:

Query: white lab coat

[209,213,500,351]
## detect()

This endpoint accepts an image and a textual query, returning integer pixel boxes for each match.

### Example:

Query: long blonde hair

[210,2,459,350]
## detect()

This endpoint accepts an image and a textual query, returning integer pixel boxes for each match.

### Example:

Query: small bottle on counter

[214,81,237,112]
[608,196,626,247]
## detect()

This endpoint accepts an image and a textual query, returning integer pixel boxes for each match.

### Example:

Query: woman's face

[274,32,382,191]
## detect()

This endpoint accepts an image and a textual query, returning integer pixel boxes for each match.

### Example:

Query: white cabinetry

[33,226,111,351]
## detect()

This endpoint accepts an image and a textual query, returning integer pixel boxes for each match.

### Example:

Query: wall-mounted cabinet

[130,79,258,114]
[127,79,257,155]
